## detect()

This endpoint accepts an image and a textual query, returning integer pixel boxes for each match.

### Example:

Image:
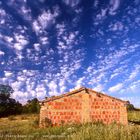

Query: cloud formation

[0,0,140,107]
[109,83,123,93]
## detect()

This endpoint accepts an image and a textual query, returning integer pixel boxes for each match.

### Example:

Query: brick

[39,87,128,127]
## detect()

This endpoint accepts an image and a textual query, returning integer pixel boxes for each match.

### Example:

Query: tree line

[0,84,40,118]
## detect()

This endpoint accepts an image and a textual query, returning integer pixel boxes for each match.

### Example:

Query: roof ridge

[86,87,126,103]
[43,86,86,102]
[41,86,126,103]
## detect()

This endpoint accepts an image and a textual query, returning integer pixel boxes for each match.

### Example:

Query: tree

[22,98,40,114]
[126,101,135,111]
[0,84,14,102]
[0,84,22,117]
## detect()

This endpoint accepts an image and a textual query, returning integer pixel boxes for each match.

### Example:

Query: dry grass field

[0,111,140,140]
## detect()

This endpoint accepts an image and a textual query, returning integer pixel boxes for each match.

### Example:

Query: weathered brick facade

[39,87,128,127]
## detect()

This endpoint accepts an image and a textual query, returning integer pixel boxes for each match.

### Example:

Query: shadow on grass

[129,121,140,125]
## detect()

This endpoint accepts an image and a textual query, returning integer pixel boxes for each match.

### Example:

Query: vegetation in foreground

[0,111,140,140]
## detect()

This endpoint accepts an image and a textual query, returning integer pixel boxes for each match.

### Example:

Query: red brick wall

[88,91,127,125]
[39,92,83,127]
[39,90,127,127]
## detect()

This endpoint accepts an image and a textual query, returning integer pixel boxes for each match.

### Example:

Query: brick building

[39,87,128,127]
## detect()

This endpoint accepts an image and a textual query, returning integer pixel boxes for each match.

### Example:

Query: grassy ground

[128,110,140,125]
[0,111,140,140]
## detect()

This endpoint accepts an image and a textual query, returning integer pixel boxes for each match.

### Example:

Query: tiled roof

[41,86,127,104]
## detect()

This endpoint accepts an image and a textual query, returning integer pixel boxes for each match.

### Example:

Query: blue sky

[0,0,140,107]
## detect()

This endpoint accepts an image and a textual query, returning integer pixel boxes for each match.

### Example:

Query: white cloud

[39,36,48,45]
[76,77,85,87]
[119,80,140,107]
[106,39,112,45]
[95,44,139,75]
[0,0,139,108]
[108,83,123,92]
[33,21,42,34]
[7,0,32,21]
[33,8,59,34]
[48,81,58,96]
[93,0,99,8]
[109,0,120,15]
[33,43,41,51]
[35,84,46,99]
[110,73,119,80]
[95,8,108,24]
[11,81,24,91]
[56,23,66,36]
[20,5,32,21]
[4,71,12,77]
[0,8,6,16]
[62,0,80,7]
[128,67,140,81]
[0,19,5,24]
[38,10,53,29]
[109,22,124,31]
[94,84,104,92]
[58,79,66,93]
[17,75,27,81]
[99,9,107,19]
[14,33,29,46]
[57,28,79,53]
[130,80,140,91]
[120,80,140,94]
[0,29,29,55]
[11,91,28,103]
[3,36,14,43]
[0,50,5,56]
[13,43,24,51]
[69,85,82,92]
[2,70,47,103]
[120,96,140,107]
